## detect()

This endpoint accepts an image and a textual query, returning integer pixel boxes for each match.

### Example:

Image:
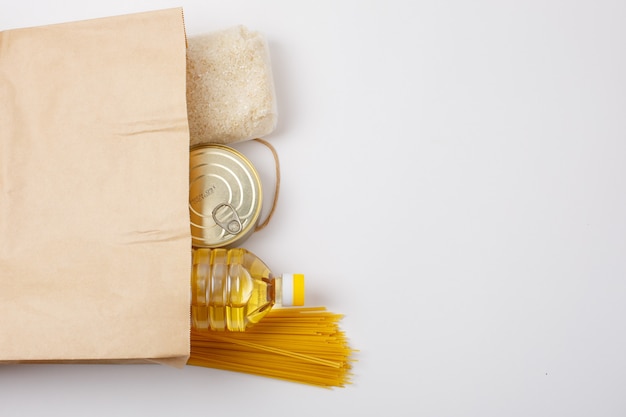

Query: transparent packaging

[191,248,304,331]
[186,26,278,146]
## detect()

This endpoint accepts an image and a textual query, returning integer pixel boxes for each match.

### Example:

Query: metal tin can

[189,144,263,248]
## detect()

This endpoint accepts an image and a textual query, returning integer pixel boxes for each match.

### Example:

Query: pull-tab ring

[253,138,280,232]
[212,203,243,235]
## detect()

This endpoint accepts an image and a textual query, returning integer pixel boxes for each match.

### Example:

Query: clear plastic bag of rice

[186,26,278,145]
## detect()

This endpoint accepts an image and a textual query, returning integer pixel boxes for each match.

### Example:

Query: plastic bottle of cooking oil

[191,247,305,331]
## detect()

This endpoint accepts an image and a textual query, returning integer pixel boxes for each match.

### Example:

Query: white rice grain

[186,26,278,145]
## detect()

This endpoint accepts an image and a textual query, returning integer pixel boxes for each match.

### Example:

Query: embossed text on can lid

[189,144,263,248]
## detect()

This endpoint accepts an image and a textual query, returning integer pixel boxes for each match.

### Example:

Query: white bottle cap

[281,273,305,306]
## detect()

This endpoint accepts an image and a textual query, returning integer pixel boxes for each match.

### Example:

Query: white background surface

[2,1,626,416]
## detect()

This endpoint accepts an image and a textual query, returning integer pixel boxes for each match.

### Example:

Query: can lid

[189,145,262,248]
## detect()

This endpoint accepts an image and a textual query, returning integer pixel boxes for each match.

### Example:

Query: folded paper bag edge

[0,356,189,368]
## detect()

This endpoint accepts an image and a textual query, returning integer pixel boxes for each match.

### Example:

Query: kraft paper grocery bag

[0,8,191,367]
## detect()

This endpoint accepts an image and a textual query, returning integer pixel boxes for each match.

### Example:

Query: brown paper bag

[0,8,191,367]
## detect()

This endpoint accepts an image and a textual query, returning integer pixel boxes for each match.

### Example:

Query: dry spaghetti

[188,307,355,388]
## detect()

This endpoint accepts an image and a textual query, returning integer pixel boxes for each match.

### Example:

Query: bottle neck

[274,275,286,307]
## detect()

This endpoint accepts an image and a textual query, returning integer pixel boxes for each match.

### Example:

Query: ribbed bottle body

[191,248,275,331]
